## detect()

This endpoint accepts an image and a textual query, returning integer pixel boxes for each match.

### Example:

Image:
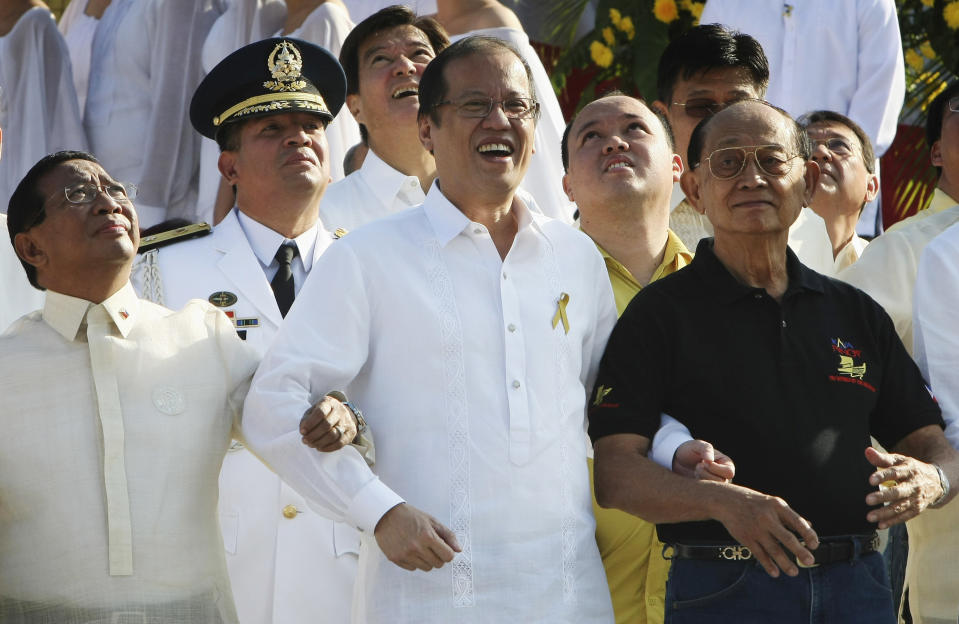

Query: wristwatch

[326,390,368,442]
[930,463,950,508]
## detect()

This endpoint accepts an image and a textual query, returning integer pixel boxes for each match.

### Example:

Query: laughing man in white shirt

[244,36,618,622]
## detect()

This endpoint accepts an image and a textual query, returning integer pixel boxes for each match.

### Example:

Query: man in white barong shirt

[0,150,259,623]
[244,36,617,622]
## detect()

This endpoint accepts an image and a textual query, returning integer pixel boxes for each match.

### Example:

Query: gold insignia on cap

[264,41,308,93]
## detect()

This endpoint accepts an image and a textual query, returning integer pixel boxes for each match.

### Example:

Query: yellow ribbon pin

[552,292,570,334]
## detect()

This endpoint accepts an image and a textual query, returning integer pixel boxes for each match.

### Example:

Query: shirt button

[474,228,483,234]
[754,293,762,299]
[282,504,298,519]
[507,323,516,332]
[512,380,521,389]
[503,272,507,280]
[782,320,787,328]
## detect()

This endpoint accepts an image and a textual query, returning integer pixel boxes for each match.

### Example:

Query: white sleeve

[913,227,959,449]
[848,0,905,156]
[241,241,404,533]
[649,414,693,470]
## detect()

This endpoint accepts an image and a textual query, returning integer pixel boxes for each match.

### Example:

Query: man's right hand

[713,484,819,578]
[374,503,462,571]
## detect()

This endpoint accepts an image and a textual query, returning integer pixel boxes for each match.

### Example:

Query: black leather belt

[668,533,880,568]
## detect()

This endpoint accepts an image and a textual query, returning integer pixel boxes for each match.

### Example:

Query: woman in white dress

[0,0,87,213]
[57,0,110,116]
[84,0,222,226]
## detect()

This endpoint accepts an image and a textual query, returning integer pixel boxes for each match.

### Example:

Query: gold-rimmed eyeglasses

[698,145,801,180]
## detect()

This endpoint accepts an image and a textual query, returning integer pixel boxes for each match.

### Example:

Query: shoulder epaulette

[138,222,212,254]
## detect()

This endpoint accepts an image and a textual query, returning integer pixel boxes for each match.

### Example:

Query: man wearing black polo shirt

[589,99,958,624]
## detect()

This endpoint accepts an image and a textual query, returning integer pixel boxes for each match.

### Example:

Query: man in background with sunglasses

[837,82,959,623]
[589,99,957,623]
[652,24,835,275]
[799,111,879,273]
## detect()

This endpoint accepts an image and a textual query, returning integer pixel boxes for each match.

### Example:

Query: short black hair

[560,91,675,172]
[687,100,810,172]
[926,81,959,177]
[8,150,101,289]
[656,23,769,105]
[417,36,538,127]
[339,5,449,141]
[798,110,876,173]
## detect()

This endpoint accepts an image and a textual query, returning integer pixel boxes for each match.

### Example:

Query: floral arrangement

[551,0,704,110]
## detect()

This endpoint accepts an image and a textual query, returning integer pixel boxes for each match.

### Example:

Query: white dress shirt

[700,0,905,157]
[906,223,959,624]
[244,184,617,622]
[236,210,318,289]
[0,6,88,213]
[85,0,220,226]
[0,214,45,332]
[57,7,99,116]
[0,283,257,623]
[320,149,426,233]
[837,204,959,354]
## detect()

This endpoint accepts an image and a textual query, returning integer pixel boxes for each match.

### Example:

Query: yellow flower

[690,2,705,19]
[602,27,615,46]
[906,48,924,72]
[921,0,934,6]
[590,40,614,69]
[609,8,622,27]
[653,0,680,23]
[921,40,936,58]
[945,1,959,29]
[619,16,636,40]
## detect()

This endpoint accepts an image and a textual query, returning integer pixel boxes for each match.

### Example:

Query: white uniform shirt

[700,0,905,157]
[132,209,358,624]
[837,205,959,354]
[244,185,617,623]
[0,214,44,332]
[0,283,256,623]
[0,6,88,212]
[320,149,426,232]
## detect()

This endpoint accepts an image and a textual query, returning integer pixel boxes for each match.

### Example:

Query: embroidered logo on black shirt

[828,338,875,392]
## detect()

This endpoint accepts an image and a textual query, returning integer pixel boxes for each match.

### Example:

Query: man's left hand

[300,395,358,452]
[864,446,944,529]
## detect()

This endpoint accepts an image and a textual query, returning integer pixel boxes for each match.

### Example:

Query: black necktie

[271,242,298,317]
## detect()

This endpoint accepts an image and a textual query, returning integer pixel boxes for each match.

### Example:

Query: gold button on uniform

[282,504,298,519]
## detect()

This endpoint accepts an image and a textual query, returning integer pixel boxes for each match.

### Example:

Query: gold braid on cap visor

[213,92,329,126]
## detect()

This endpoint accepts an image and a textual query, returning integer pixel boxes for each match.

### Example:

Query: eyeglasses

[672,97,751,119]
[55,181,138,205]
[948,95,959,113]
[808,137,856,157]
[435,96,539,119]
[699,145,801,180]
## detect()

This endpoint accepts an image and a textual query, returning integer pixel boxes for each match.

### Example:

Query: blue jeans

[665,551,895,624]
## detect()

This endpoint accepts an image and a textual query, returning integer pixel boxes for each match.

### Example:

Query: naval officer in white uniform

[132,38,363,624]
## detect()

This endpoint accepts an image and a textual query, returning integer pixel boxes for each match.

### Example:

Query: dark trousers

[665,551,896,624]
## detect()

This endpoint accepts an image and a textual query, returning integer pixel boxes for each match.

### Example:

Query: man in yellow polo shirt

[561,93,733,624]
